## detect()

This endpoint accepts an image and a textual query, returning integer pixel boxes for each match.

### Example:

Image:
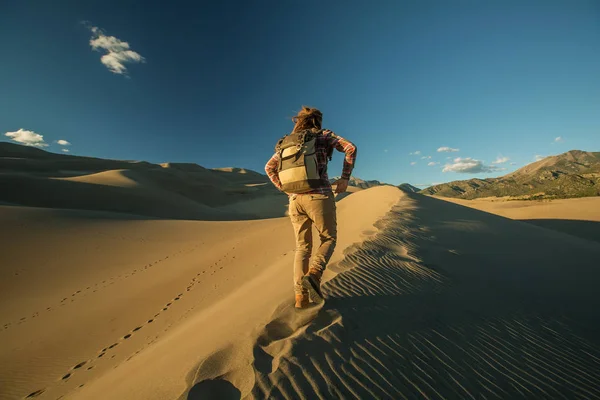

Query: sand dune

[1,143,290,221]
[182,192,600,399]
[0,167,287,220]
[0,186,400,399]
[3,188,598,399]
[438,196,600,243]
[2,144,600,400]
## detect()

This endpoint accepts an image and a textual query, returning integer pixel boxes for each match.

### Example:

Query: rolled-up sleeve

[265,153,283,191]
[325,131,357,180]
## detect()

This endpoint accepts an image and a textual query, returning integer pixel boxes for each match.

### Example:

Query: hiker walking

[265,106,357,309]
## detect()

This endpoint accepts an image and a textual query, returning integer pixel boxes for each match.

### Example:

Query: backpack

[275,129,324,194]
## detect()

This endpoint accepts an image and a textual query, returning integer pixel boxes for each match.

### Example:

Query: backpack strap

[275,136,286,153]
[275,136,286,171]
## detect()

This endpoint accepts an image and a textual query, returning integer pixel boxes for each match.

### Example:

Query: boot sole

[302,276,324,303]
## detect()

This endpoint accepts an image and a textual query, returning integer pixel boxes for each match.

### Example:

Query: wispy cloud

[383,149,388,153]
[421,155,432,159]
[427,161,439,166]
[56,139,71,146]
[491,156,510,164]
[410,161,417,166]
[415,183,442,187]
[409,151,421,156]
[86,24,145,75]
[534,154,547,161]
[437,146,459,153]
[4,129,48,147]
[554,136,563,143]
[62,149,70,153]
[443,157,500,174]
[510,162,516,166]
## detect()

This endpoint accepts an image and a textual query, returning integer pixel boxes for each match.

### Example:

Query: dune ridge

[1,142,290,221]
[188,192,600,399]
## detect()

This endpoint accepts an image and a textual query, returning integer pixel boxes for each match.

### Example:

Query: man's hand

[334,178,349,194]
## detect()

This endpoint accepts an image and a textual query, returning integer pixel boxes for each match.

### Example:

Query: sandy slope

[186,192,600,399]
[437,196,600,221]
[0,153,288,221]
[0,186,400,400]
[437,196,600,243]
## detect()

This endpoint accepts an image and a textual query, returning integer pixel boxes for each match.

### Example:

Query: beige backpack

[275,129,323,194]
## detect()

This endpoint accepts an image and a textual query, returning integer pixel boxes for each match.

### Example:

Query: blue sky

[1,1,599,186]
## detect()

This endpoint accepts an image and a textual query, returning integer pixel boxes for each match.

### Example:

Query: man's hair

[292,106,323,133]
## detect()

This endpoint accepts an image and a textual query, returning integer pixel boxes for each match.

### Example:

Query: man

[265,106,357,309]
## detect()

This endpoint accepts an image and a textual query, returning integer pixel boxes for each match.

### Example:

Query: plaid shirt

[265,130,357,195]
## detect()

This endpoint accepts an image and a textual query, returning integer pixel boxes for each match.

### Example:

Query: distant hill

[330,176,384,189]
[420,150,600,199]
[398,183,420,193]
[0,142,283,220]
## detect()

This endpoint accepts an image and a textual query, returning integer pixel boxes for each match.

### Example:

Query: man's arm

[265,153,284,191]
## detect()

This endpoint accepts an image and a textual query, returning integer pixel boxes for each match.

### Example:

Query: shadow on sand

[520,218,600,244]
[187,378,241,400]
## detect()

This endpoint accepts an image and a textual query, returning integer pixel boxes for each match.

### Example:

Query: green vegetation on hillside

[420,150,600,200]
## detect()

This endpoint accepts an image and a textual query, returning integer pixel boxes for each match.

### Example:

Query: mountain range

[420,150,600,199]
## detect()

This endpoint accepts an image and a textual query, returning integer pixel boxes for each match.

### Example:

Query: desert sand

[2,170,600,399]
[438,196,600,243]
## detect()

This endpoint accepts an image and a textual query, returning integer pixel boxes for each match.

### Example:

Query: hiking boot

[302,268,323,303]
[295,292,309,309]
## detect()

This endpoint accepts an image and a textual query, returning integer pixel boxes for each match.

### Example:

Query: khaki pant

[288,192,337,294]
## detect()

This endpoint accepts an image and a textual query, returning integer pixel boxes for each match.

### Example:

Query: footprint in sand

[73,361,87,370]
[25,389,45,398]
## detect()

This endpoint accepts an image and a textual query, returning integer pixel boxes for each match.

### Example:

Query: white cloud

[421,155,432,159]
[56,139,71,146]
[4,129,48,147]
[437,146,459,153]
[443,157,500,174]
[510,162,516,166]
[409,151,421,156]
[492,156,510,164]
[534,154,547,161]
[410,161,417,166]
[415,182,442,187]
[62,149,70,153]
[427,161,439,166]
[554,136,563,143]
[88,25,145,75]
